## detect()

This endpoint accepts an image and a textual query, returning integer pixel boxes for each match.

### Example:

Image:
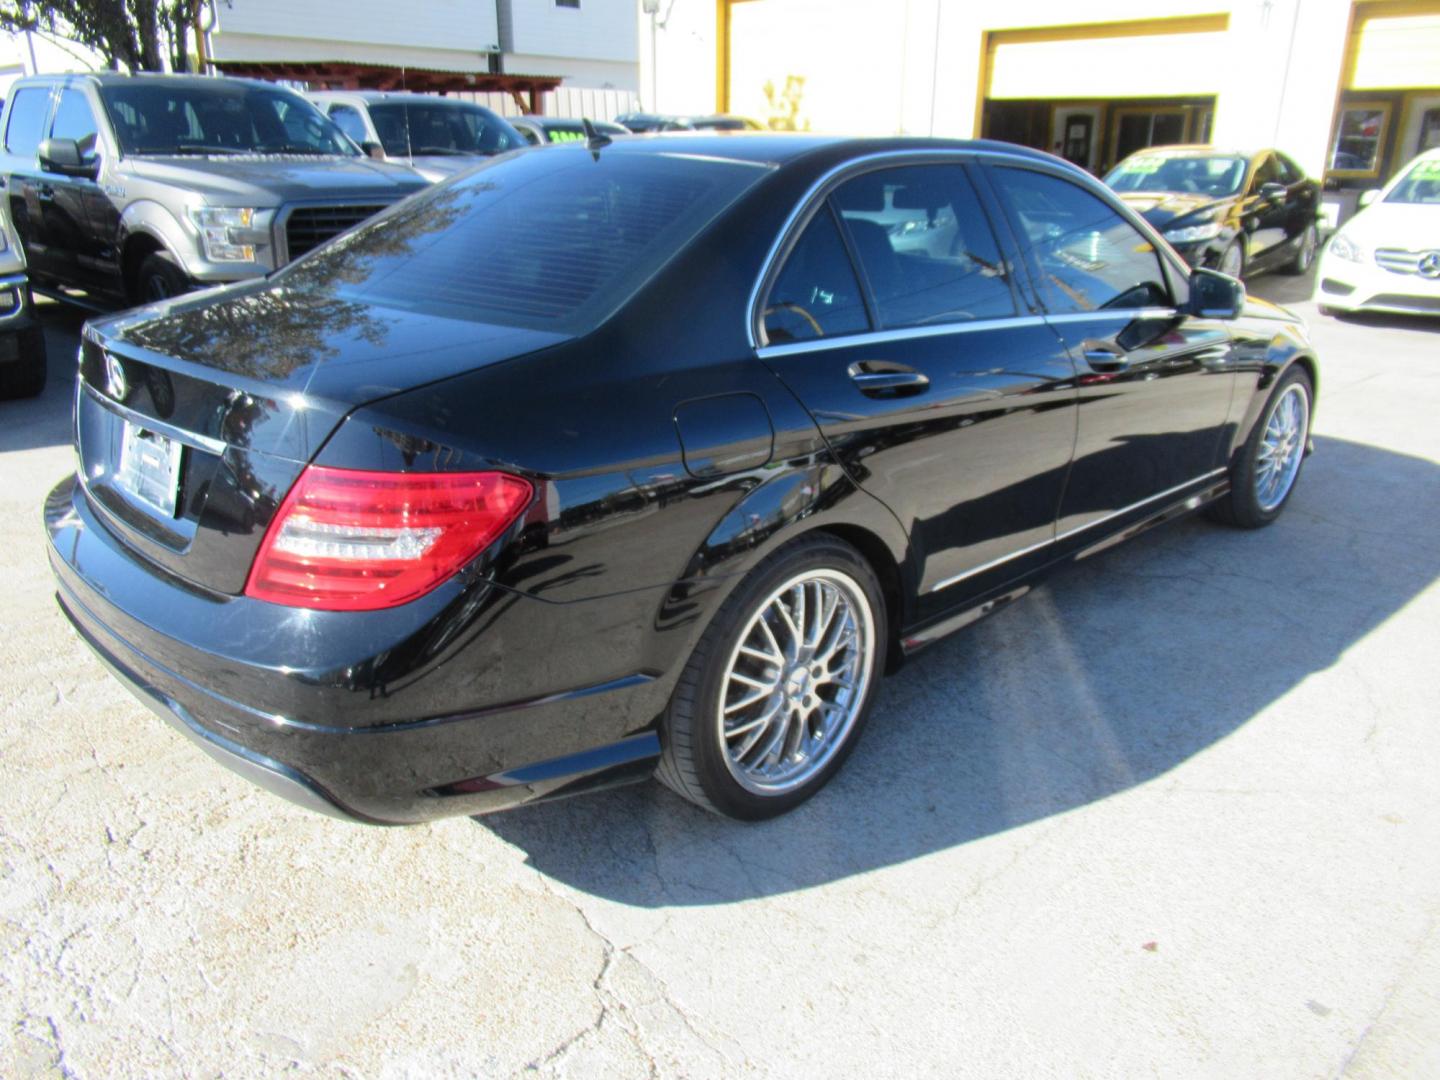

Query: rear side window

[763,207,870,343]
[279,148,769,332]
[51,89,100,162]
[5,87,52,156]
[832,164,1015,328]
[991,166,1169,313]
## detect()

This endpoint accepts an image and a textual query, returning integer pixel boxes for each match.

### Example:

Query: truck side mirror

[38,137,98,179]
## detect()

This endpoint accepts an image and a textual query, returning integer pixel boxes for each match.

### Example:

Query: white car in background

[1315,148,1440,317]
[308,91,526,182]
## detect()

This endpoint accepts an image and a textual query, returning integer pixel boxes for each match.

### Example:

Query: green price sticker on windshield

[1408,159,1440,180]
[1126,157,1165,174]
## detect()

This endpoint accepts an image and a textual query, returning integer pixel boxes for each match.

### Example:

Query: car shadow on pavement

[0,302,88,455]
[484,434,1440,906]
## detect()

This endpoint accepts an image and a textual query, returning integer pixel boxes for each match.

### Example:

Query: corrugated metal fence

[455,86,641,122]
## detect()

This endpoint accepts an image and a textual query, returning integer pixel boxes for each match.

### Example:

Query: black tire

[656,534,887,820]
[1206,365,1313,529]
[0,323,47,401]
[1217,239,1246,280]
[1282,223,1319,275]
[133,251,190,304]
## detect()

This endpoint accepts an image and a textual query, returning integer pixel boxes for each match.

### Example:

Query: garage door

[1347,2,1440,89]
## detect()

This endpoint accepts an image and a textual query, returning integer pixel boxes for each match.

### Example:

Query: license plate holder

[116,420,183,518]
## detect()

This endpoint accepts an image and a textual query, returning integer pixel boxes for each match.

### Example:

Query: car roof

[17,72,286,94]
[1121,144,1273,160]
[309,90,488,105]
[535,131,1061,168]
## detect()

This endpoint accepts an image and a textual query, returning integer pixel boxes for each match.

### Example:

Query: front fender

[118,200,198,274]
[1226,317,1318,463]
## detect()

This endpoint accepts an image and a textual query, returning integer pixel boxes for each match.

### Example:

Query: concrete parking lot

[2,279,1438,1078]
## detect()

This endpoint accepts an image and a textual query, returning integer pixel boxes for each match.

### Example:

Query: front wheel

[657,535,886,820]
[134,251,190,304]
[1207,366,1313,528]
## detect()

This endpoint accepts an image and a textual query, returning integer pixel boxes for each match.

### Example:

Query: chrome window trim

[756,314,1052,359]
[926,468,1227,594]
[1042,307,1183,325]
[81,380,228,454]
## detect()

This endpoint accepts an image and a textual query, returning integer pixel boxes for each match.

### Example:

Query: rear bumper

[46,474,665,824]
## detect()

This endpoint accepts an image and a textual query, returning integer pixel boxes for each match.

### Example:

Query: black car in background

[1105,146,1322,279]
[46,135,1319,824]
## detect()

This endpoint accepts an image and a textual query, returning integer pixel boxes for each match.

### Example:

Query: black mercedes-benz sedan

[1105,145,1323,280]
[46,134,1319,823]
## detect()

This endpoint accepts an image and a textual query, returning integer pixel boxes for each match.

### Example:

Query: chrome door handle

[847,361,930,397]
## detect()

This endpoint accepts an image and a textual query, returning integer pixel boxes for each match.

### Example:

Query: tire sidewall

[136,252,189,303]
[678,537,887,820]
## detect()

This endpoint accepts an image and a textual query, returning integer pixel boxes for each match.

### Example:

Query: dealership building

[643,0,1439,198]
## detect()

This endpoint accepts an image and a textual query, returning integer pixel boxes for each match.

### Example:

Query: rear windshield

[275,148,771,333]
[101,83,355,156]
[366,101,522,157]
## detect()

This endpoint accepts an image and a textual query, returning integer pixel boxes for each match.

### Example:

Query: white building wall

[501,0,637,64]
[505,53,637,91]
[214,0,500,55]
[645,0,1357,177]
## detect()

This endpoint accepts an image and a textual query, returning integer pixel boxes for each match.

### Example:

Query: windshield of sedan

[366,102,522,157]
[101,84,357,156]
[1384,158,1440,204]
[1105,154,1247,198]
[275,148,771,332]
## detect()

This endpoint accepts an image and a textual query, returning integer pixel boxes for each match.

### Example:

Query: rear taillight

[245,466,533,611]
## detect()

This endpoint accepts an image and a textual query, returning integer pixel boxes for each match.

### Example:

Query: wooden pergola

[213,60,563,115]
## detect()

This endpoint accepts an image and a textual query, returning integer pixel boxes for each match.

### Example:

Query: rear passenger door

[756,159,1079,606]
[44,88,111,292]
[982,162,1236,540]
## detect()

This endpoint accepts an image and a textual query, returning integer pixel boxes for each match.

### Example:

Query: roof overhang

[212,60,562,112]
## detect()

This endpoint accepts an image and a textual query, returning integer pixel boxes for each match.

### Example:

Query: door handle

[1082,345,1130,373]
[36,184,55,201]
[847,361,930,397]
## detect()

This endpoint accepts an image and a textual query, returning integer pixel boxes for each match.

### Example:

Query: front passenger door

[984,163,1236,540]
[43,88,109,293]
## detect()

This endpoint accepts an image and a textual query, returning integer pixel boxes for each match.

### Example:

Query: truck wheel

[135,251,191,303]
[0,324,47,400]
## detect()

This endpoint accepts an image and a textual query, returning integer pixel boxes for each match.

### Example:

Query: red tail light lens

[245,467,533,611]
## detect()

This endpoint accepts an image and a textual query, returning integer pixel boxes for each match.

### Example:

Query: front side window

[51,89,100,163]
[832,164,1015,328]
[327,104,369,145]
[5,87,52,157]
[993,166,1169,314]
[1250,154,1281,190]
[763,207,870,343]
[366,102,522,158]
[100,84,356,156]
[1276,154,1304,185]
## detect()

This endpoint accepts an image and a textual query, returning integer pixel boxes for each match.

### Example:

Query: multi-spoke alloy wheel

[657,535,886,819]
[1254,382,1309,511]
[718,570,875,795]
[1206,365,1313,529]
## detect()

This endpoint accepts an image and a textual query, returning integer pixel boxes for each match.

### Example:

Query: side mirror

[1188,267,1245,320]
[1258,181,1287,204]
[1357,188,1379,209]
[360,140,386,160]
[38,137,97,179]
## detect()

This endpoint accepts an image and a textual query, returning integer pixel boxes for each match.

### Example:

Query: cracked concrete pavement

[2,279,1438,1078]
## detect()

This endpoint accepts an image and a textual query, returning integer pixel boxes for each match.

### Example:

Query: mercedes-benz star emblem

[104,352,128,401]
[1418,252,1440,280]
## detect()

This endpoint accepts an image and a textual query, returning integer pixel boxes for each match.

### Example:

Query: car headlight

[188,207,263,263]
[1328,233,1365,263]
[1163,221,1223,244]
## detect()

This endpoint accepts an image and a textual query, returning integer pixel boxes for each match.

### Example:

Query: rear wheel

[0,324,47,400]
[657,534,886,819]
[1207,366,1312,528]
[1283,223,1318,275]
[134,251,190,303]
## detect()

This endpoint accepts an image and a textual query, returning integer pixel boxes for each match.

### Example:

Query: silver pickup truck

[0,73,429,308]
